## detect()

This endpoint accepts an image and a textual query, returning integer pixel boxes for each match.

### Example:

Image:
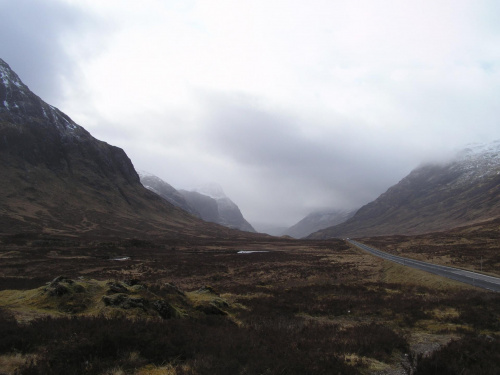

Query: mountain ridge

[137,172,255,233]
[138,171,198,216]
[180,183,256,233]
[308,142,500,239]
[283,208,357,239]
[0,58,252,240]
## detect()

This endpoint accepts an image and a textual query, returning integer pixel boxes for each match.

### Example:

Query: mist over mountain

[283,209,357,239]
[308,141,500,239]
[3,55,499,243]
[180,184,256,233]
[0,58,237,239]
[138,175,256,233]
[192,183,227,200]
[252,223,290,237]
[138,171,198,216]
[178,190,220,223]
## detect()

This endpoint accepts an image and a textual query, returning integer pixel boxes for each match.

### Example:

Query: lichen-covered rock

[123,279,141,287]
[47,283,70,296]
[152,299,178,319]
[102,293,127,306]
[102,293,148,310]
[106,281,129,295]
[192,285,230,316]
[45,276,84,296]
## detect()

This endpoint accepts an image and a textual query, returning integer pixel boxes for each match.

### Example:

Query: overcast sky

[1,0,500,228]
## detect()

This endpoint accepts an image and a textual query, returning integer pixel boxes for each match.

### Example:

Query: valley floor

[0,233,499,374]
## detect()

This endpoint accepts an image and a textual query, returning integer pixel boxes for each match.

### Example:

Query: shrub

[416,335,500,374]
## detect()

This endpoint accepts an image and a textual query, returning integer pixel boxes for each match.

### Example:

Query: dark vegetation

[0,311,360,375]
[2,54,499,374]
[415,334,500,375]
[0,233,499,374]
[361,217,500,276]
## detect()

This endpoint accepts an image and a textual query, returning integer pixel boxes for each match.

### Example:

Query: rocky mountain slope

[178,190,220,223]
[138,172,255,232]
[138,171,198,216]
[181,184,256,232]
[283,208,357,238]
[309,142,500,239]
[0,58,239,239]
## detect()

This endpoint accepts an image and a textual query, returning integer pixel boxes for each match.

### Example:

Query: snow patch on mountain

[452,140,500,185]
[137,170,156,179]
[137,171,167,195]
[460,140,500,157]
[183,182,255,232]
[192,183,227,199]
[0,63,23,88]
[0,58,79,135]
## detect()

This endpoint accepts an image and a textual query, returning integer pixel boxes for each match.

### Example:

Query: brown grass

[360,217,500,276]
[0,234,498,374]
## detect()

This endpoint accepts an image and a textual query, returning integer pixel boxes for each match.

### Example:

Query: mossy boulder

[190,285,230,316]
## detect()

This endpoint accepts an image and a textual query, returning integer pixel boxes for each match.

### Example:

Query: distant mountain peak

[0,58,226,238]
[308,140,500,239]
[192,183,227,199]
[0,59,25,91]
[459,140,500,158]
[450,140,500,186]
[176,182,255,233]
[0,58,80,135]
[137,170,154,178]
[283,208,357,238]
[138,172,198,216]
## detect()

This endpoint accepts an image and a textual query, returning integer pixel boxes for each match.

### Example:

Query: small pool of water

[237,251,270,254]
[110,256,130,261]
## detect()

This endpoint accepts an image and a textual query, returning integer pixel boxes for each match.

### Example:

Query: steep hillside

[179,190,220,223]
[0,58,234,239]
[138,171,198,216]
[309,142,500,239]
[284,208,357,238]
[183,184,256,232]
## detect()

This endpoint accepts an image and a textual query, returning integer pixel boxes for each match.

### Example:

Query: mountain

[0,58,236,240]
[138,171,198,216]
[181,184,256,233]
[178,190,220,223]
[137,173,255,233]
[283,208,357,239]
[192,183,227,200]
[308,141,500,239]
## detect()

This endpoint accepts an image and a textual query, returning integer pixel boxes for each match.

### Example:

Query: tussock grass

[381,260,474,290]
[0,278,189,322]
[0,236,498,374]
[0,353,37,374]
[134,363,179,375]
[361,218,500,276]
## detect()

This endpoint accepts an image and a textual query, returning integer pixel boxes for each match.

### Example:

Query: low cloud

[0,0,107,105]
[2,0,500,227]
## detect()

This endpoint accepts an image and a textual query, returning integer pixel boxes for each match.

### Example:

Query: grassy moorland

[0,233,499,374]
[360,217,500,277]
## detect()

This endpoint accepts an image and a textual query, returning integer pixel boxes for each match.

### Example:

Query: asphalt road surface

[348,239,500,292]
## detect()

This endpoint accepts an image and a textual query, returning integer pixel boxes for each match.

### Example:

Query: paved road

[348,239,500,292]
